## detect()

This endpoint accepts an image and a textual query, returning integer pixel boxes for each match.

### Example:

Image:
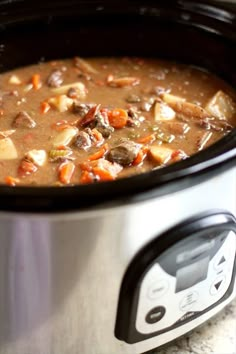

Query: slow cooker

[0,1,236,353]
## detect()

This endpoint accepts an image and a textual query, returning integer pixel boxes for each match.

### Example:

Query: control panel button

[214,254,227,271]
[210,275,226,296]
[147,279,169,300]
[145,306,166,324]
[180,291,199,312]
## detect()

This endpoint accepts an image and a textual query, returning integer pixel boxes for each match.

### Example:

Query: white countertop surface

[145,299,236,354]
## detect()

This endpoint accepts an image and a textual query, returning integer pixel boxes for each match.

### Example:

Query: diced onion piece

[154,102,176,121]
[148,146,174,165]
[8,75,22,85]
[205,90,236,120]
[0,130,16,138]
[52,127,78,147]
[25,149,47,166]
[161,93,186,105]
[24,83,33,92]
[0,138,18,160]
[48,95,74,112]
[51,82,87,99]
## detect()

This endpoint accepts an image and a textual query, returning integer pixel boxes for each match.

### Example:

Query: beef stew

[0,57,235,186]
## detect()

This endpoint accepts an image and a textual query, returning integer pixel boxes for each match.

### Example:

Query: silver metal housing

[0,167,235,354]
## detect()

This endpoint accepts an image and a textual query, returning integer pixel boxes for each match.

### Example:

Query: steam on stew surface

[0,57,235,186]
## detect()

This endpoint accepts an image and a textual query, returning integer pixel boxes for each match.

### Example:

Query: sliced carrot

[132,147,148,166]
[87,144,108,161]
[80,170,95,184]
[80,158,122,181]
[93,159,123,181]
[40,101,50,114]
[108,108,128,129]
[93,167,115,181]
[18,159,38,177]
[51,120,70,131]
[90,128,104,143]
[137,134,156,144]
[171,149,188,162]
[31,74,42,90]
[80,161,92,172]
[58,161,75,184]
[56,145,68,150]
[0,109,4,116]
[5,176,20,186]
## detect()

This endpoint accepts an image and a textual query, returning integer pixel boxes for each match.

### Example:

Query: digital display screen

[175,256,210,293]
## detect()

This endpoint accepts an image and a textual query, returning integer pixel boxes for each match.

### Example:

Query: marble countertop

[146,299,236,354]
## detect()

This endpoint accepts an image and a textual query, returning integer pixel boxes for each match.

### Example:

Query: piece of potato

[205,90,236,120]
[48,95,74,112]
[51,82,87,99]
[25,149,47,166]
[148,146,174,165]
[52,127,78,147]
[0,137,18,159]
[154,101,176,121]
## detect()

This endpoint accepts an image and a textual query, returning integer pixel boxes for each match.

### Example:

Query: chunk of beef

[95,110,114,138]
[79,105,114,138]
[72,103,94,117]
[126,94,141,103]
[126,107,141,127]
[74,131,92,150]
[107,140,141,165]
[12,111,36,128]
[47,70,63,88]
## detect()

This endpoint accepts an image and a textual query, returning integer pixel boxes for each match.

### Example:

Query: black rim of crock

[0,0,235,212]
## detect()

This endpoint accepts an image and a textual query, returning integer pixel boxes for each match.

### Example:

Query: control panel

[115,212,236,344]
[136,230,235,335]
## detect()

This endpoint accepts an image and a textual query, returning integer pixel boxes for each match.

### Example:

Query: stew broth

[0,57,235,186]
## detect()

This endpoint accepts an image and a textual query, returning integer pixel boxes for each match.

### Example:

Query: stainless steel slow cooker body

[0,1,236,354]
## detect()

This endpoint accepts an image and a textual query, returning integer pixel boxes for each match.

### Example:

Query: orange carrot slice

[5,176,20,186]
[80,170,95,184]
[93,167,115,181]
[137,134,156,144]
[132,147,148,166]
[92,159,123,181]
[80,158,122,182]
[58,161,75,184]
[108,108,128,129]
[18,159,38,177]
[87,144,108,161]
[40,101,50,114]
[90,128,104,143]
[31,74,42,90]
